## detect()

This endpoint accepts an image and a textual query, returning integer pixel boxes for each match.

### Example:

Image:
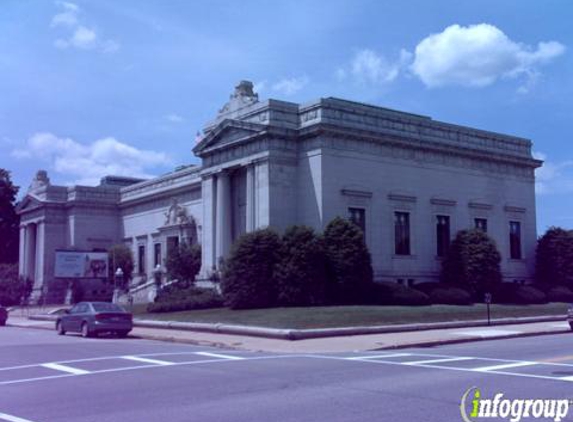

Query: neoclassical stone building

[17,81,542,303]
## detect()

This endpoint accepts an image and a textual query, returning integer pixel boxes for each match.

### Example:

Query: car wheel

[0,320,5,327]
[116,330,129,338]
[569,322,573,331]
[81,322,92,338]
[56,321,66,335]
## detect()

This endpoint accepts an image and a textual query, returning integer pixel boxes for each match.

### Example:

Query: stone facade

[17,80,542,303]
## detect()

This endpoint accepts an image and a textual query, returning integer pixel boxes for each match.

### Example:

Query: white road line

[404,357,474,366]
[473,361,538,372]
[0,412,36,422]
[559,375,573,382]
[121,356,174,366]
[195,352,244,360]
[41,362,90,375]
[346,353,411,361]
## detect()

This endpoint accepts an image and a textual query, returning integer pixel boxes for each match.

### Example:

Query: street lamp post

[114,267,124,303]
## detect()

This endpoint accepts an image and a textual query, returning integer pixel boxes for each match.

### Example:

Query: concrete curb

[28,313,566,340]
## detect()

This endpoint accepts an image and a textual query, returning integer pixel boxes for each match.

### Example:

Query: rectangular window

[167,236,179,257]
[510,221,522,259]
[138,245,145,274]
[436,215,450,257]
[154,243,161,268]
[348,207,366,235]
[475,218,488,232]
[394,211,410,255]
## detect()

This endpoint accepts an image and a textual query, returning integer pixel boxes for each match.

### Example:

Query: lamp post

[114,267,124,303]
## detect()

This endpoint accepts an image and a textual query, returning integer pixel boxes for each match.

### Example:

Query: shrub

[368,282,430,306]
[275,226,327,306]
[546,285,573,303]
[148,287,223,313]
[324,217,373,304]
[535,227,573,287]
[108,244,134,290]
[0,264,32,306]
[428,287,473,305]
[165,242,201,285]
[494,284,547,304]
[221,228,282,309]
[441,229,502,297]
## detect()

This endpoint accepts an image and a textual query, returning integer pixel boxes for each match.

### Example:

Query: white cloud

[272,76,309,96]
[351,49,412,84]
[51,2,120,53]
[165,114,184,123]
[12,133,171,186]
[533,151,573,195]
[253,80,267,94]
[410,24,565,91]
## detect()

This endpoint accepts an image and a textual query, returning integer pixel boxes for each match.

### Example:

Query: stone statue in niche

[164,198,190,226]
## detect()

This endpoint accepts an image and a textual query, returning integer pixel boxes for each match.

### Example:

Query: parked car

[56,302,132,338]
[568,305,573,330]
[0,306,7,326]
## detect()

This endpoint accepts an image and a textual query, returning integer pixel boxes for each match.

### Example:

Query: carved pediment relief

[193,119,266,156]
[15,195,43,214]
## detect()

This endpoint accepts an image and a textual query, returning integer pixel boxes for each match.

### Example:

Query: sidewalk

[6,314,571,353]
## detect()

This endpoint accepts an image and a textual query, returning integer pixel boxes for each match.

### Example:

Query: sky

[0,0,572,232]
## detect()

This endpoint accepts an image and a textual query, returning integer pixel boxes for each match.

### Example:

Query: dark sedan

[0,306,7,326]
[56,302,133,338]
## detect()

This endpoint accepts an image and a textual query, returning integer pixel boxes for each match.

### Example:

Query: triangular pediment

[193,119,267,156]
[15,195,43,214]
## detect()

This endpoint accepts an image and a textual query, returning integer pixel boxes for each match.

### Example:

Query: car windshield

[92,303,125,313]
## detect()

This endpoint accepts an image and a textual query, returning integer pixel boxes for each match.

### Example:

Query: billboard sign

[55,251,109,279]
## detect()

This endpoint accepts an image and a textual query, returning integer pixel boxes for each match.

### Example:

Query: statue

[164,198,191,226]
[28,170,50,193]
[218,80,259,115]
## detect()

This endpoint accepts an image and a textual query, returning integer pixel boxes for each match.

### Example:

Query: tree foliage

[535,227,573,286]
[441,229,502,297]
[0,263,32,306]
[0,169,19,264]
[221,228,282,309]
[108,244,134,290]
[275,225,327,306]
[323,216,373,304]
[165,242,201,285]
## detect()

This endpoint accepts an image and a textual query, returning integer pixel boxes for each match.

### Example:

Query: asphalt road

[2,327,573,422]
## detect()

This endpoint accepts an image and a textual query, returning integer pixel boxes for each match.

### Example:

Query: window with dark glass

[167,236,179,257]
[510,221,522,259]
[138,245,145,274]
[348,207,366,234]
[394,211,410,255]
[154,243,161,267]
[436,215,450,257]
[475,218,488,232]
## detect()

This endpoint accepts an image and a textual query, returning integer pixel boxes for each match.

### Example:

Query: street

[1,327,573,422]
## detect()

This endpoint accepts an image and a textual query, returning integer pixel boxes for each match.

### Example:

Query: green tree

[535,227,573,286]
[221,228,282,309]
[441,229,502,298]
[275,225,327,306]
[0,169,19,264]
[323,216,373,304]
[0,263,32,306]
[165,242,202,286]
[108,244,134,290]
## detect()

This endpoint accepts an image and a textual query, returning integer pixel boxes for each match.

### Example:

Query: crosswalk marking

[121,356,174,366]
[404,357,474,366]
[195,352,244,360]
[347,353,411,361]
[473,361,538,372]
[41,362,90,375]
[0,412,37,422]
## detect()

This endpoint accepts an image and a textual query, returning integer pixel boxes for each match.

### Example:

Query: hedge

[147,286,223,313]
[368,282,430,306]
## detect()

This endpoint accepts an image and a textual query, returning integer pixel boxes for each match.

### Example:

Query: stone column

[199,175,216,276]
[25,223,36,281]
[215,171,232,267]
[19,225,26,277]
[246,164,256,232]
[34,222,45,295]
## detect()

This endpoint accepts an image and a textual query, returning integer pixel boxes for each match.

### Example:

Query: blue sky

[1,0,572,232]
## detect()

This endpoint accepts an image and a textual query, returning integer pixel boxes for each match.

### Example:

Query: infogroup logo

[460,387,570,422]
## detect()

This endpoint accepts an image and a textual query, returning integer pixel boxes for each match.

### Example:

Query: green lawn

[132,303,568,329]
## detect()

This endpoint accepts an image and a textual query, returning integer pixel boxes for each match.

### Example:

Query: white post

[215,171,232,267]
